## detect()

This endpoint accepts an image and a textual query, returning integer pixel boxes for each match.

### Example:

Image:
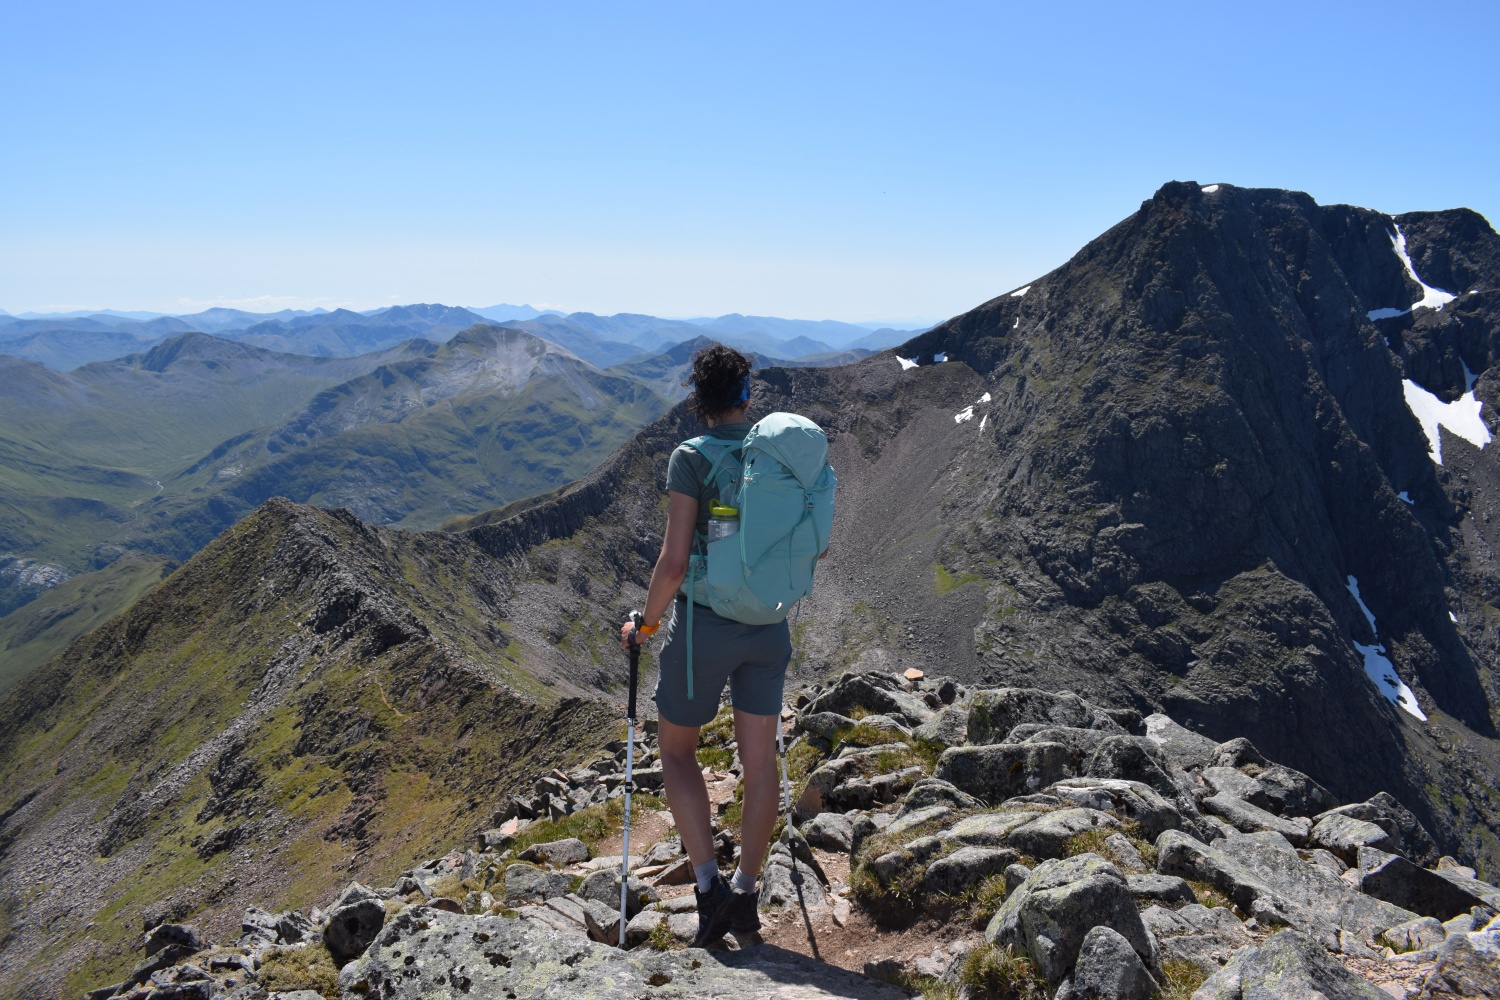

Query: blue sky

[4,1,1496,323]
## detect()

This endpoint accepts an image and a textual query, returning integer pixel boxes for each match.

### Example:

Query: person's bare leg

[732,708,781,879]
[657,717,714,867]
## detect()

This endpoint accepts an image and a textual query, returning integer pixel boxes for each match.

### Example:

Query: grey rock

[761,857,830,913]
[1199,766,1264,803]
[1380,916,1447,953]
[577,869,656,917]
[503,863,576,904]
[518,837,591,867]
[1251,764,1334,817]
[967,688,1120,744]
[914,704,970,747]
[1310,813,1397,862]
[1443,911,1481,937]
[1155,830,1416,952]
[856,714,913,738]
[1019,726,1115,768]
[1316,791,1439,866]
[795,711,857,742]
[1007,807,1121,860]
[1358,847,1500,921]
[268,992,322,1000]
[1140,903,1253,974]
[1202,793,1311,845]
[935,742,1075,803]
[1194,928,1387,999]
[1141,713,1219,772]
[1005,863,1033,894]
[884,804,955,838]
[143,923,203,959]
[898,777,981,816]
[1071,925,1159,1000]
[942,810,1042,847]
[1082,736,1196,810]
[1126,874,1196,905]
[923,846,1018,898]
[1210,738,1267,770]
[1048,777,1188,840]
[986,853,1159,984]
[641,838,682,866]
[1413,930,1500,998]
[1305,847,1349,875]
[806,675,935,725]
[322,881,386,965]
[1104,833,1148,872]
[870,835,947,885]
[804,812,854,853]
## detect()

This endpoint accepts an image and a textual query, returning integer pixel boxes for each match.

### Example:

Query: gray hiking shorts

[653,595,792,728]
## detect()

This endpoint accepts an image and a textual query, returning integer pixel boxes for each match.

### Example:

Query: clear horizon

[5,1,1496,320]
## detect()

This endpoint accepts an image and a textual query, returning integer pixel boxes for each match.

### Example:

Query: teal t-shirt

[666,422,751,538]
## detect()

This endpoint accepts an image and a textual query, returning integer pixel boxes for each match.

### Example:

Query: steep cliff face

[894,182,1500,868]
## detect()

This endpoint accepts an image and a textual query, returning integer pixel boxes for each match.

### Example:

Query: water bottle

[707,501,739,542]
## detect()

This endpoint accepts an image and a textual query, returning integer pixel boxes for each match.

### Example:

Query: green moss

[934,564,984,595]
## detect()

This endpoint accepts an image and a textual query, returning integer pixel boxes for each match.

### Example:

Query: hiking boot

[728,884,761,933]
[692,873,733,947]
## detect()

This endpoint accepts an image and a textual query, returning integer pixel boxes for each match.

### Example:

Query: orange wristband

[636,621,660,636]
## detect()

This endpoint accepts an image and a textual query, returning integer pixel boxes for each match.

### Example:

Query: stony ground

[81,669,1498,1000]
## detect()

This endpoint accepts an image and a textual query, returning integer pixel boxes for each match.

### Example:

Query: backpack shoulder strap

[682,435,745,494]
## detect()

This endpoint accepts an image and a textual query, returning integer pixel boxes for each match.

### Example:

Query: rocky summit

[5,182,1500,998]
[73,670,1500,999]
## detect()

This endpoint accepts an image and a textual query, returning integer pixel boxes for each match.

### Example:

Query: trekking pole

[619,609,643,947]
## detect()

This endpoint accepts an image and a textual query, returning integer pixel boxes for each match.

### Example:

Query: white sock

[731,867,757,894]
[694,859,719,893]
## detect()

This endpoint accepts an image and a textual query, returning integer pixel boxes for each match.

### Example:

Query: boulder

[1125,874,1196,905]
[1140,903,1253,974]
[1251,764,1334,817]
[935,742,1074,803]
[143,923,203,959]
[1201,793,1311,845]
[1018,726,1115,768]
[1209,737,1267,770]
[898,777,981,816]
[967,688,1119,744]
[1194,928,1388,999]
[923,846,1018,898]
[1047,777,1187,839]
[577,868,657,918]
[1007,808,1120,859]
[1199,766,1264,802]
[1141,713,1219,772]
[796,711,858,742]
[805,675,934,725]
[1081,736,1195,809]
[941,810,1042,847]
[322,882,387,965]
[804,812,854,853]
[1069,925,1159,1000]
[869,835,946,886]
[503,863,576,904]
[884,804,955,838]
[1379,916,1447,953]
[1413,930,1500,998]
[1358,847,1500,921]
[1104,833,1148,872]
[517,837,590,867]
[914,705,969,748]
[1005,863,1032,894]
[1154,830,1417,953]
[1310,813,1396,862]
[1316,792,1439,866]
[986,853,1158,984]
[761,856,830,914]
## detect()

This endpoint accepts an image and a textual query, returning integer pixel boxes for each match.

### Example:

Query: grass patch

[958,943,1049,1000]
[1158,957,1209,1000]
[507,792,666,861]
[934,564,984,595]
[647,915,679,950]
[970,873,1009,925]
[916,978,960,1000]
[259,942,340,997]
[1184,879,1236,912]
[697,745,733,771]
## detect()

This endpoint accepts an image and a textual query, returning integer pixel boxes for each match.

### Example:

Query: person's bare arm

[621,491,698,646]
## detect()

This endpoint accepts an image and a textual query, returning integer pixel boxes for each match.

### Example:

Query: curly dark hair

[684,344,752,422]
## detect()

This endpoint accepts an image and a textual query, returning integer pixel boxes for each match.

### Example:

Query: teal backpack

[677,412,837,699]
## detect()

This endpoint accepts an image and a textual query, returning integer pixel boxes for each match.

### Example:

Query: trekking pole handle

[627,610,643,721]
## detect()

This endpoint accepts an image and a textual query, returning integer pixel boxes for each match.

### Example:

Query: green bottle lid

[709,501,739,518]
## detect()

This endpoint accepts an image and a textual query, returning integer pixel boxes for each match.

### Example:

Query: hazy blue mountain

[470,303,559,323]
[174,306,329,332]
[686,313,924,350]
[501,314,653,367]
[0,315,196,369]
[12,309,168,321]
[847,326,918,351]
[225,303,490,356]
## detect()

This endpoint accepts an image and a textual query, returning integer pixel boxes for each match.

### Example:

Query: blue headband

[736,375,751,405]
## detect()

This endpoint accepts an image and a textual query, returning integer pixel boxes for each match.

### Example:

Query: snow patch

[1449,611,1459,623]
[979,392,992,403]
[979,414,988,431]
[936,352,948,362]
[1366,225,1457,320]
[897,356,919,370]
[1201,184,1220,193]
[1402,378,1491,464]
[1346,575,1427,721]
[1397,491,1413,504]
[1011,286,1031,297]
[1013,318,1019,329]
[954,406,975,424]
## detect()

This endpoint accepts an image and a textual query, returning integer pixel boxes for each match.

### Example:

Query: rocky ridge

[83,670,1499,1000]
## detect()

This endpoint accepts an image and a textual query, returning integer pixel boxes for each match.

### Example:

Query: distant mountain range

[0,303,925,371]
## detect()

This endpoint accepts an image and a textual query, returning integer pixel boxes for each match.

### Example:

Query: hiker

[620,344,834,947]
